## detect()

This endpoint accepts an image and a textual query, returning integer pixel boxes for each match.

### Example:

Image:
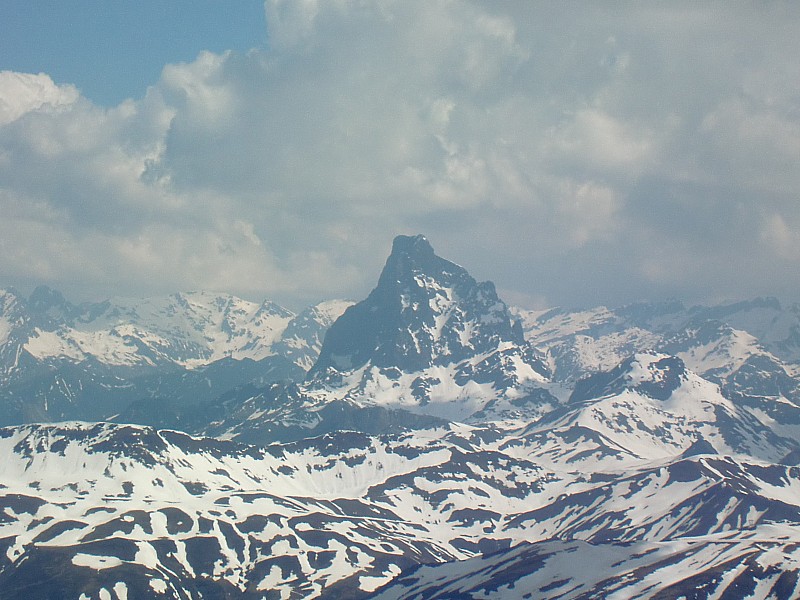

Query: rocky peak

[310,235,527,376]
[26,285,78,326]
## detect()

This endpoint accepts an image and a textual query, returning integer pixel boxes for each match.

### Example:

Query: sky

[1,1,799,311]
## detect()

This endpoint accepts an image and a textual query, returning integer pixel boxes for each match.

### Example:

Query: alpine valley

[1,235,800,599]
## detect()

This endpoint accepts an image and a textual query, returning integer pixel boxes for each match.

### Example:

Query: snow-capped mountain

[513,298,800,382]
[514,299,800,444]
[501,353,797,474]
[308,235,551,421]
[2,234,800,598]
[0,288,351,425]
[6,288,338,370]
[184,235,554,443]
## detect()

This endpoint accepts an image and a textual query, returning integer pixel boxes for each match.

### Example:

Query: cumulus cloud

[0,71,79,125]
[1,1,799,308]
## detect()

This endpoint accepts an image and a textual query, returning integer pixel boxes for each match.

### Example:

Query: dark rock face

[28,285,72,316]
[311,235,527,376]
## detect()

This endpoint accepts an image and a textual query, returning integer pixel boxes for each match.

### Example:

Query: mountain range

[1,234,799,598]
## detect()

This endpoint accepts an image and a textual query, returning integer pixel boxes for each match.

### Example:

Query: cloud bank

[1,1,799,308]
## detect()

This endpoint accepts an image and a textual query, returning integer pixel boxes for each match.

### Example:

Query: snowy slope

[23,291,295,368]
[2,421,800,599]
[373,531,800,599]
[0,423,546,598]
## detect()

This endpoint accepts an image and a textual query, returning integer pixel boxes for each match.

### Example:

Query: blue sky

[0,0,266,105]
[1,2,799,310]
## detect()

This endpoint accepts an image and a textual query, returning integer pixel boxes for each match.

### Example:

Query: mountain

[513,299,800,443]
[13,288,296,369]
[512,298,800,382]
[0,288,351,425]
[1,234,800,598]
[308,235,551,421]
[2,418,800,599]
[313,235,532,375]
[184,235,554,444]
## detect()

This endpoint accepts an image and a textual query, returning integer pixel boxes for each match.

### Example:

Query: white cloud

[546,108,655,175]
[1,2,800,308]
[0,71,79,126]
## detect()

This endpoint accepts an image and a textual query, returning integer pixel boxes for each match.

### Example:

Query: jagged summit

[311,234,528,376]
[374,234,470,302]
[390,233,435,258]
[301,235,549,422]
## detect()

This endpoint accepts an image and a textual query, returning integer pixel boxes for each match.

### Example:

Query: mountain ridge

[1,234,800,598]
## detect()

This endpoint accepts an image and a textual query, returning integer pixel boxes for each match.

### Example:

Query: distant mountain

[513,297,800,381]
[308,235,550,424]
[192,235,553,443]
[1,235,800,598]
[513,298,800,442]
[0,287,351,424]
[13,288,318,368]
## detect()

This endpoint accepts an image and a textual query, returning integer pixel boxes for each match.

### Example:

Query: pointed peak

[310,234,532,380]
[390,234,434,258]
[376,234,464,292]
